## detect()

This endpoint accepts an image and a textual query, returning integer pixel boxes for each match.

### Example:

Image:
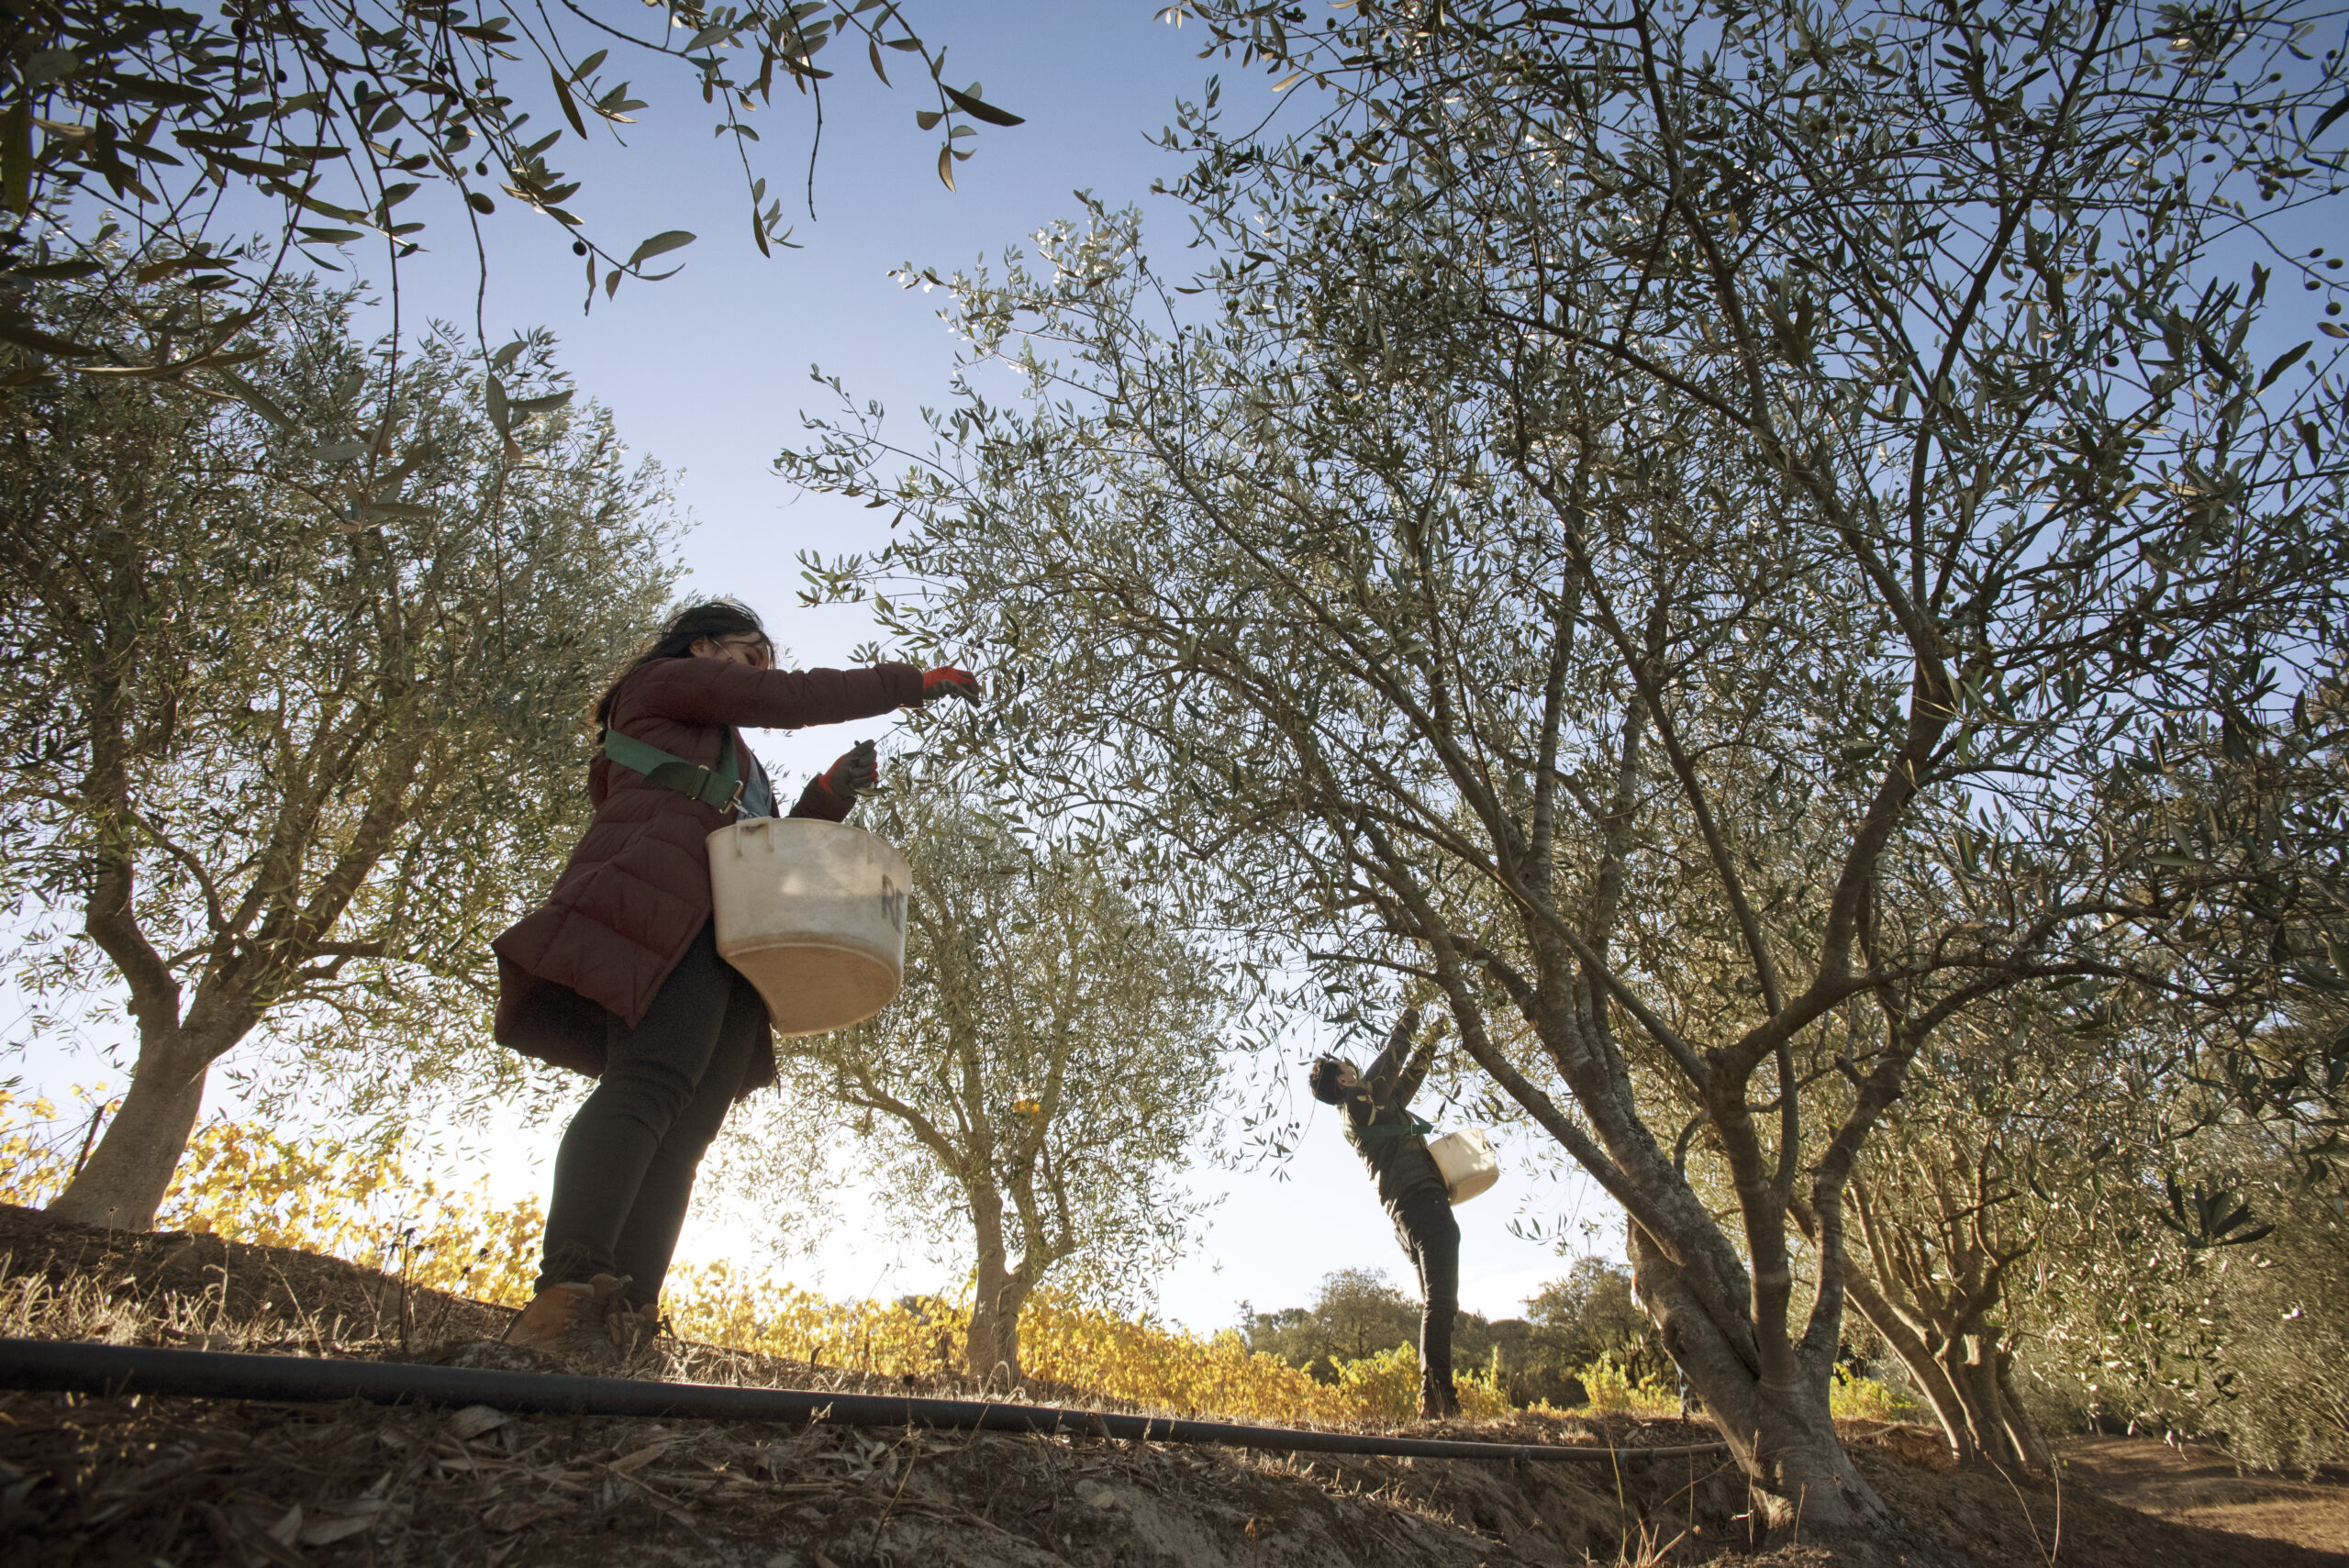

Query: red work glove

[919,666,981,706]
[819,739,879,801]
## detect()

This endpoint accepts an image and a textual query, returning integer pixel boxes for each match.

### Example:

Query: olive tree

[778,0,2348,1542]
[0,0,1019,392]
[2025,1139,2349,1473]
[733,782,1231,1385]
[1823,986,2327,1471]
[0,273,674,1229]
[1825,687,2349,1470]
[1831,1032,2069,1472]
[2003,972,2349,1471]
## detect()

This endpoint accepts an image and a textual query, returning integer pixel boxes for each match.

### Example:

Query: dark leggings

[1394,1192,1461,1402]
[536,919,763,1310]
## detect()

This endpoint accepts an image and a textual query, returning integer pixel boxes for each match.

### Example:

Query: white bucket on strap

[1427,1128,1500,1206]
[707,818,909,1036]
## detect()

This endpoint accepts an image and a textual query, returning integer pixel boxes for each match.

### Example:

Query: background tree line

[1242,1256,1675,1410]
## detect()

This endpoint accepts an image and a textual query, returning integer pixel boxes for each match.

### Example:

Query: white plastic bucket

[1428,1128,1499,1206]
[707,817,909,1036]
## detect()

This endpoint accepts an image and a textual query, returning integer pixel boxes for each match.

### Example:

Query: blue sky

[11,1,1617,1333]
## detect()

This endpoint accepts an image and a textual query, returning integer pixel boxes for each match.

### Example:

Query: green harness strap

[1356,1107,1435,1142]
[603,726,743,813]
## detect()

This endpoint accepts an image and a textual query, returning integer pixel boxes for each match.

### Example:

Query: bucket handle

[732,817,773,858]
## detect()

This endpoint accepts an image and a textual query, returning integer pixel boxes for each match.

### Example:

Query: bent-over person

[1308,1006,1459,1418]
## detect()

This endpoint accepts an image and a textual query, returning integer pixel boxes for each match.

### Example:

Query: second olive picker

[1308,1007,1461,1419]
[493,599,976,1353]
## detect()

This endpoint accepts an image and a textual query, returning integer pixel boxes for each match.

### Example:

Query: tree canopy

[731,779,1234,1384]
[0,0,1018,391]
[0,272,677,1229]
[779,0,2348,1540]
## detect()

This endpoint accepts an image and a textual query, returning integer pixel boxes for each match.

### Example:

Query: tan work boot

[508,1281,593,1347]
[507,1273,634,1359]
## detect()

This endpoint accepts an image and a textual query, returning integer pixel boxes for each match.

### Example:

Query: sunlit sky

[7,1,1620,1331]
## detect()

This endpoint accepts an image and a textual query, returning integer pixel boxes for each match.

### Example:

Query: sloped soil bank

[1,1206,2342,1567]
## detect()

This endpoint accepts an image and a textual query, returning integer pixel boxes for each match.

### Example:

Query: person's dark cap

[1307,1055,1353,1106]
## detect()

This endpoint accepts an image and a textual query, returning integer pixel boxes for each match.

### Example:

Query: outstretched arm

[1389,1018,1442,1109]
[625,655,923,731]
[1364,1006,1427,1102]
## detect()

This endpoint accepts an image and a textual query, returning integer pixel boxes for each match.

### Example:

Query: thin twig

[70,1100,111,1180]
[864,1431,920,1557]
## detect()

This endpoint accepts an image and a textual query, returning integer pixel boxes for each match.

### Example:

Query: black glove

[819,740,879,801]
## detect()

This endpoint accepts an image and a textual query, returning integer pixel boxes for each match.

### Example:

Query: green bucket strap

[1357,1109,1434,1141]
[603,726,742,813]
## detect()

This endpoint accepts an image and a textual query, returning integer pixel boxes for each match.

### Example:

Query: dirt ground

[2059,1434,2349,1557]
[3,1203,2345,1568]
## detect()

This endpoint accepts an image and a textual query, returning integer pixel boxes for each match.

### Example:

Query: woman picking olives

[492,599,975,1353]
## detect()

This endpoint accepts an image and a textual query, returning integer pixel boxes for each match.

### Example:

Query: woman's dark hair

[593,598,770,735]
[1307,1055,1353,1106]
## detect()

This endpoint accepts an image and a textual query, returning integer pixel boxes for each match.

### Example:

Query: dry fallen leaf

[608,1441,671,1475]
[483,1498,572,1534]
[298,1496,387,1545]
[450,1404,516,1440]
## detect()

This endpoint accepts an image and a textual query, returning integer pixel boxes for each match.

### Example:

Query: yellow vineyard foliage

[1569,1348,1920,1422]
[2,1091,1501,1427]
[1,1088,115,1210]
[1,1089,542,1307]
[653,1262,1510,1424]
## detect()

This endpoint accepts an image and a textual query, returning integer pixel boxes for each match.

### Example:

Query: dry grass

[9,1206,2341,1567]
[0,1221,1632,1435]
[0,1205,1767,1566]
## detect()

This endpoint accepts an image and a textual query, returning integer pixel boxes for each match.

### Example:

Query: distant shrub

[1577,1351,1680,1416]
[1830,1375,1924,1423]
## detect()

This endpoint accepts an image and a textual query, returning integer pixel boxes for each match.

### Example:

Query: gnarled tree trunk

[963,1183,1037,1387]
[1844,1270,1981,1465]
[45,1043,211,1230]
[1835,1170,2051,1473]
[1633,1228,1906,1540]
[48,680,270,1229]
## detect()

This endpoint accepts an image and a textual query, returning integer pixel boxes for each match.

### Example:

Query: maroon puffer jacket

[492,653,923,1095]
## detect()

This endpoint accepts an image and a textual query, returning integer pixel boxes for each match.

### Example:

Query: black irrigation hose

[0,1338,1731,1466]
